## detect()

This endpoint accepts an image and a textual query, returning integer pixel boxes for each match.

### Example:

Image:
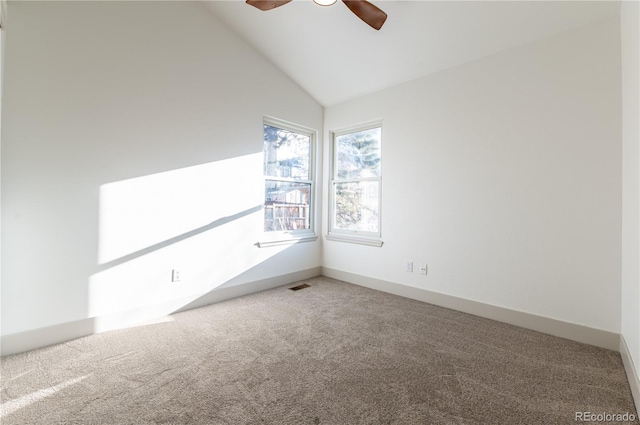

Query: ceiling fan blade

[246,0,293,11]
[342,0,387,30]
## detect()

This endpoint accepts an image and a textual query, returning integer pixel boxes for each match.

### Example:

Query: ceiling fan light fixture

[247,0,387,31]
[313,0,338,6]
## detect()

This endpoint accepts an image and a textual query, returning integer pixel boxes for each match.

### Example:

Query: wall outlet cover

[172,269,181,282]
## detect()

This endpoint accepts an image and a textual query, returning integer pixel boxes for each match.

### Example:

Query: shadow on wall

[93,206,262,275]
[87,154,297,333]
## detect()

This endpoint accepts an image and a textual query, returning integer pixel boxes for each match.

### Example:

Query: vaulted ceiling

[204,1,620,107]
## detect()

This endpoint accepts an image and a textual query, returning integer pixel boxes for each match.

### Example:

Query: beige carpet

[1,276,638,424]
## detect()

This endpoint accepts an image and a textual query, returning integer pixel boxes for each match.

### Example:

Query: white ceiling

[204,1,620,106]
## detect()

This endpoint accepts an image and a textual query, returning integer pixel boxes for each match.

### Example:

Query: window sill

[256,234,318,248]
[325,234,383,247]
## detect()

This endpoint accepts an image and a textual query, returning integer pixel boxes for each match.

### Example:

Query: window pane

[264,124,310,179]
[264,180,311,232]
[334,181,379,232]
[336,127,381,179]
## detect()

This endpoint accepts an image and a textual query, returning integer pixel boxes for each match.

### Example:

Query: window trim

[327,120,383,246]
[259,116,318,247]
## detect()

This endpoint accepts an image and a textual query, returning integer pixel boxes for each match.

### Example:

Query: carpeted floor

[1,276,638,424]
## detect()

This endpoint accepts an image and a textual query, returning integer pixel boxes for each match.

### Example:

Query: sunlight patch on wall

[89,153,291,324]
[97,155,262,265]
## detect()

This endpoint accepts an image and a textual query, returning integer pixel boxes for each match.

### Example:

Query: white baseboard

[620,334,640,413]
[2,266,621,357]
[173,267,321,313]
[1,267,321,357]
[321,267,620,351]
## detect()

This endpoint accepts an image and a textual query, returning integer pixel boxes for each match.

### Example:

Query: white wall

[323,17,622,333]
[621,0,640,400]
[0,0,5,342]
[1,1,323,340]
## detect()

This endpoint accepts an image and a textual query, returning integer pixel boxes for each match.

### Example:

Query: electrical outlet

[420,264,428,275]
[171,269,181,282]
[406,261,413,272]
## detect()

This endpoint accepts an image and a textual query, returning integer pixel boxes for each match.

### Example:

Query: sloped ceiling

[204,1,620,106]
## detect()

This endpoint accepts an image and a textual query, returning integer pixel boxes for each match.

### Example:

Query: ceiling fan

[246,0,387,31]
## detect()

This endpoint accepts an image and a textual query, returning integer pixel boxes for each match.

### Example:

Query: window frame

[327,120,383,247]
[258,116,318,248]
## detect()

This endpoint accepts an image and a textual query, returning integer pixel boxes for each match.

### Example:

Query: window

[328,122,383,246]
[260,117,316,247]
